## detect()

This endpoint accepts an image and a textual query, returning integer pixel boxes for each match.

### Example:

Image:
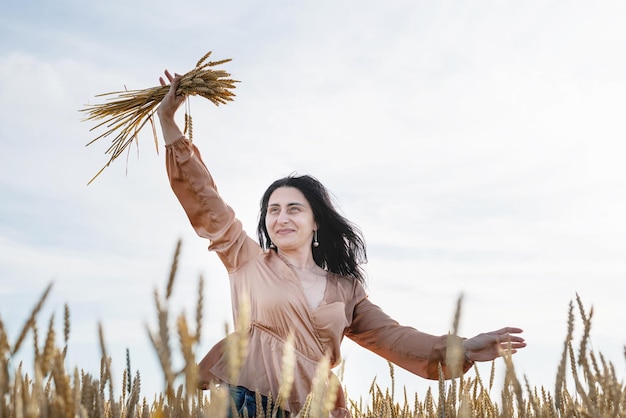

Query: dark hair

[257,174,367,283]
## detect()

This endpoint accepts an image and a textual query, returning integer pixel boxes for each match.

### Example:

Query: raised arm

[157,70,262,272]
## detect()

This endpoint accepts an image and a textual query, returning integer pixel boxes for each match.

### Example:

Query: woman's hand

[157,69,186,145]
[158,70,185,118]
[463,327,526,362]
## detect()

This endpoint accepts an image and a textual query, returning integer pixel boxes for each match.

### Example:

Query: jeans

[227,385,290,418]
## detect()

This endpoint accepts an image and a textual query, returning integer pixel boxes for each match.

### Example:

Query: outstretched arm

[346,286,527,379]
[346,295,474,379]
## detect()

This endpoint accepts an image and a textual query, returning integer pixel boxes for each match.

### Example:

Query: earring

[313,230,319,247]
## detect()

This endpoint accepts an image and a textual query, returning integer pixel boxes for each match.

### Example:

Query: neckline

[277,253,317,271]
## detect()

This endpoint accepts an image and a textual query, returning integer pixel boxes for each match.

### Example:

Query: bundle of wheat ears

[81,51,238,185]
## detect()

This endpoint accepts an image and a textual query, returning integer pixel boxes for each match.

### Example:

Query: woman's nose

[277,211,290,224]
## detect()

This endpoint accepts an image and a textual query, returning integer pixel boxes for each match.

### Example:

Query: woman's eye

[268,208,279,214]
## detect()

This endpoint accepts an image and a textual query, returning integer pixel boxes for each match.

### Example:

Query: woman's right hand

[157,70,186,144]
[157,69,185,120]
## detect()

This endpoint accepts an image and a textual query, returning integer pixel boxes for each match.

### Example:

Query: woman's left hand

[463,327,526,362]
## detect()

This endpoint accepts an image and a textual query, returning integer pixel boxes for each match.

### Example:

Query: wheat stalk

[176,313,198,413]
[554,300,574,412]
[166,239,182,300]
[4,243,626,417]
[195,274,204,345]
[12,282,53,355]
[278,333,296,410]
[81,51,239,185]
[40,313,56,376]
[63,303,70,359]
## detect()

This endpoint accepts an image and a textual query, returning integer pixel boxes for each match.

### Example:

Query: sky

[1,0,625,404]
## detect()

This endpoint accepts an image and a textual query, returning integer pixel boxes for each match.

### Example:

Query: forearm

[159,116,184,145]
[347,298,473,379]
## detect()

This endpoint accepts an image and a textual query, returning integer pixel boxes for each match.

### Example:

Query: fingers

[497,340,527,357]
[160,69,182,90]
[160,69,175,87]
[463,326,527,362]
[499,341,527,349]
[156,69,186,120]
[503,327,524,334]
[164,69,181,82]
[496,337,527,359]
[488,328,525,344]
[491,327,524,335]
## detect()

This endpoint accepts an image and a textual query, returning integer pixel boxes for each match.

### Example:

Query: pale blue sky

[1,0,625,402]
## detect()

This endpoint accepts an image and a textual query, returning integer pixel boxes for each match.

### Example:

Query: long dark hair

[257,174,367,283]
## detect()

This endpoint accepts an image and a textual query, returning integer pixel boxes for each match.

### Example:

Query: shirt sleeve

[165,137,262,272]
[345,283,472,380]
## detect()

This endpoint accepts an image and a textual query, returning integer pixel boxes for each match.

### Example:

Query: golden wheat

[80,51,239,185]
[2,241,626,417]
[11,282,53,355]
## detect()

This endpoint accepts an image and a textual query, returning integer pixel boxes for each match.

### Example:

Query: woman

[157,70,526,417]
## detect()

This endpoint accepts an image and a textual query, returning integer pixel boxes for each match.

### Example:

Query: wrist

[158,113,178,126]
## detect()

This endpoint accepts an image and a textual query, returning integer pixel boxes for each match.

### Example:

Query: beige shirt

[166,138,471,416]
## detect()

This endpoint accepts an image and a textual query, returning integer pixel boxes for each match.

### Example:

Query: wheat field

[1,240,624,417]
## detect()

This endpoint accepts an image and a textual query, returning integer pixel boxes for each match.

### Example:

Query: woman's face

[265,186,317,252]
